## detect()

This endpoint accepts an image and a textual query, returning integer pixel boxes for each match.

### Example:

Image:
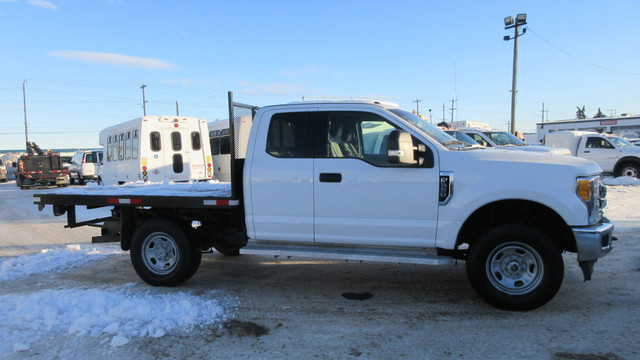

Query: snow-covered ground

[0,178,638,359]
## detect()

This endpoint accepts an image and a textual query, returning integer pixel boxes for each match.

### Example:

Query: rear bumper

[572,220,614,262]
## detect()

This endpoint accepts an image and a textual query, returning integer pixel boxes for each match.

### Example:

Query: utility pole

[442,103,446,123]
[429,108,432,124]
[176,101,180,116]
[449,99,457,123]
[504,14,528,134]
[540,103,549,123]
[413,99,422,116]
[23,80,29,152]
[607,109,616,117]
[140,84,148,116]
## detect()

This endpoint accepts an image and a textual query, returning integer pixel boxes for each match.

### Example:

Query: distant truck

[34,92,613,311]
[68,150,103,185]
[544,131,640,178]
[99,116,213,186]
[459,128,572,155]
[16,142,69,189]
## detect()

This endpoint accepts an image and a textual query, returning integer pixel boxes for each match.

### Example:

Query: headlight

[576,175,604,225]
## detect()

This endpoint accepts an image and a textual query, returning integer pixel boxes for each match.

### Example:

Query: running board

[240,241,452,265]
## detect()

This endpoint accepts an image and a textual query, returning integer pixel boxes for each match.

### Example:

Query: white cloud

[27,0,58,10]
[50,50,176,70]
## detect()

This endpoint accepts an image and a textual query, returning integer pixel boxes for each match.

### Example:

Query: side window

[210,137,221,155]
[210,130,220,155]
[324,112,396,163]
[590,138,614,149]
[219,130,230,155]
[266,112,308,158]
[321,111,429,167]
[171,132,182,151]
[112,136,118,161]
[150,131,161,151]
[106,137,112,162]
[118,133,125,160]
[191,131,202,151]
[132,130,139,159]
[125,131,132,160]
[469,133,489,147]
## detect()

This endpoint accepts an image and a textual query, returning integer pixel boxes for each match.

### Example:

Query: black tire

[16,175,21,187]
[78,177,85,185]
[466,224,564,311]
[616,162,639,178]
[70,178,75,185]
[130,219,202,286]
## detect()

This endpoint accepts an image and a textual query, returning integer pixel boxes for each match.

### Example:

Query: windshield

[610,137,632,148]
[483,131,525,146]
[387,108,466,149]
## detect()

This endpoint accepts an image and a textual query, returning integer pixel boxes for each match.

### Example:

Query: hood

[510,145,572,155]
[445,148,602,176]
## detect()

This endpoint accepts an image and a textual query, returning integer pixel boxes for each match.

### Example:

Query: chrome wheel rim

[486,242,543,295]
[142,232,179,275]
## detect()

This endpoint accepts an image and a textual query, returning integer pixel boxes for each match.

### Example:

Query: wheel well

[456,200,575,253]
[614,157,640,173]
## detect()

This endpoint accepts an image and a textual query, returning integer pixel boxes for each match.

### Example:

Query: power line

[526,27,640,75]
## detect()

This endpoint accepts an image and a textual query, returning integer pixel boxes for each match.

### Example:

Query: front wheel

[130,219,202,286]
[466,224,564,311]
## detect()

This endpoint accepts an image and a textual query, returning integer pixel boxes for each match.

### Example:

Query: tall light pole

[504,13,527,135]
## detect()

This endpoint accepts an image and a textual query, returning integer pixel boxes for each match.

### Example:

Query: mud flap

[579,260,595,282]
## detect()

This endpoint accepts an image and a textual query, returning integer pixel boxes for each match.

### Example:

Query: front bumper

[572,220,614,262]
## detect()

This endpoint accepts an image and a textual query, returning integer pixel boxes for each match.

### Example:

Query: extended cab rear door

[245,109,316,242]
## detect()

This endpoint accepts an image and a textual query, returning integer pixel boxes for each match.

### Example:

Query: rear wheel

[466,224,564,311]
[130,219,201,286]
[616,162,639,178]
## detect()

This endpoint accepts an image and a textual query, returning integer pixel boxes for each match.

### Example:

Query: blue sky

[1,0,639,150]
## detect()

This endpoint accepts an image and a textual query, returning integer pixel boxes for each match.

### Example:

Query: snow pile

[0,286,230,351]
[44,180,232,197]
[602,176,640,186]
[0,244,124,282]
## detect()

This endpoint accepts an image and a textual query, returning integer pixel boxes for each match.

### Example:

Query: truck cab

[544,131,640,178]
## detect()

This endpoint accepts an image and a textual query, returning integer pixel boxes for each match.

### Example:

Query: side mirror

[387,130,416,165]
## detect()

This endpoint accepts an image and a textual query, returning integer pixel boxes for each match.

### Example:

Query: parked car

[444,130,484,148]
[460,128,571,155]
[0,159,7,182]
[69,150,103,185]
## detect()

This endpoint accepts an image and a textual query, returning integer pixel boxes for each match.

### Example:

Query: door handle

[319,173,342,183]
[583,151,590,153]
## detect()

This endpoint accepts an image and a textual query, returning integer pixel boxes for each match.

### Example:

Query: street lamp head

[504,16,514,27]
[516,13,527,23]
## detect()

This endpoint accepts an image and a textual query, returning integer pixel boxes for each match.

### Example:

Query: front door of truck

[313,110,439,247]
[581,136,617,172]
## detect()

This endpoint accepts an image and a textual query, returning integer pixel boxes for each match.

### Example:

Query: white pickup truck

[544,131,640,178]
[34,93,613,311]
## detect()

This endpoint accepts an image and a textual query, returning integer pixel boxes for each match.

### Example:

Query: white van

[208,116,252,182]
[69,150,103,185]
[99,116,213,186]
